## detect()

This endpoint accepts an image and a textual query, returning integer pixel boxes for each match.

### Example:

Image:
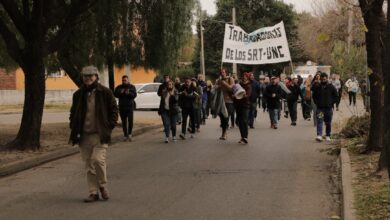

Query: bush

[340,114,370,138]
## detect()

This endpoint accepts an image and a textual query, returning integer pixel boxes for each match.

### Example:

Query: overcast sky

[199,0,315,15]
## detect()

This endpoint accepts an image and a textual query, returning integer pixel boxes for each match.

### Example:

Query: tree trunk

[360,2,385,152]
[7,58,45,150]
[382,1,390,178]
[106,0,115,91]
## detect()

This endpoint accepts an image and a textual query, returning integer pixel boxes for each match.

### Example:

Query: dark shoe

[84,194,99,203]
[291,122,297,126]
[219,132,227,140]
[273,125,278,129]
[238,138,248,144]
[99,187,109,201]
[249,126,255,129]
[179,134,186,140]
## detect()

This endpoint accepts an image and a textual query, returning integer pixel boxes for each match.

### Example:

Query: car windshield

[135,84,144,91]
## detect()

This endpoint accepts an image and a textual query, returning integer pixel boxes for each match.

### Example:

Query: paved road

[0,110,159,124]
[0,107,342,220]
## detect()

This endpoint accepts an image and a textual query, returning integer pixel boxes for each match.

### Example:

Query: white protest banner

[222,21,291,65]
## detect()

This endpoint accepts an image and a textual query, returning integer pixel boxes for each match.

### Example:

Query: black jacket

[265,84,282,109]
[179,86,196,109]
[69,83,119,145]
[114,83,137,110]
[287,84,301,102]
[311,82,338,108]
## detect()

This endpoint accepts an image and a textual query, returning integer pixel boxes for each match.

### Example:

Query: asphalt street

[0,110,158,124]
[0,106,344,220]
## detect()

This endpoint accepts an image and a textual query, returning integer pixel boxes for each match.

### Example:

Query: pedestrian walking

[158,80,179,143]
[206,80,213,119]
[265,76,282,129]
[234,72,252,144]
[69,66,118,203]
[287,76,300,126]
[331,73,341,111]
[301,75,313,120]
[192,78,203,132]
[311,73,338,142]
[174,77,183,125]
[248,73,260,129]
[179,78,196,139]
[345,76,359,106]
[114,75,137,141]
[311,72,321,126]
[197,74,208,125]
[216,68,234,139]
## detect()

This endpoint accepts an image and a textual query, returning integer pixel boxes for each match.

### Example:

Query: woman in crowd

[158,80,179,143]
[234,72,252,144]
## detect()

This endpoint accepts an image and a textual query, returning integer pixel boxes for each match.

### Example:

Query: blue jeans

[316,107,333,136]
[268,108,279,125]
[160,110,177,138]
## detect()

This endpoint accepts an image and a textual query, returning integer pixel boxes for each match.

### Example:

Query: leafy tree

[331,40,366,80]
[0,0,96,150]
[193,0,305,78]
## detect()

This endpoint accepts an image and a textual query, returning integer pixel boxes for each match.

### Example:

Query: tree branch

[0,0,29,38]
[0,18,23,65]
[43,0,97,56]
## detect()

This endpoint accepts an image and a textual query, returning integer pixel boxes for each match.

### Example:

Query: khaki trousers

[79,133,108,194]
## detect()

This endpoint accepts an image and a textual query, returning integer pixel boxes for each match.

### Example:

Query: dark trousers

[181,107,195,134]
[302,99,312,119]
[225,103,235,127]
[237,107,249,139]
[349,92,356,105]
[316,107,333,136]
[248,102,257,127]
[119,109,134,137]
[287,100,298,122]
[161,110,177,138]
[194,108,201,129]
[219,113,229,133]
[336,90,342,108]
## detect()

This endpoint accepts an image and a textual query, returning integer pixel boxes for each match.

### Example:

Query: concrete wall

[0,90,76,105]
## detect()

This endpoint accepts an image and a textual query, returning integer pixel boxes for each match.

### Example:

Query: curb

[340,148,356,220]
[0,124,161,177]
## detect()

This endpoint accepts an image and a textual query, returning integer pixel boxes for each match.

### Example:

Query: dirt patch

[348,148,390,220]
[0,118,160,168]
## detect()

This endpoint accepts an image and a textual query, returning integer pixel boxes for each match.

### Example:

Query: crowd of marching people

[151,69,367,145]
[69,65,366,202]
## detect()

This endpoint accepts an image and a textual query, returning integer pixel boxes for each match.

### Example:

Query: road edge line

[340,148,356,220]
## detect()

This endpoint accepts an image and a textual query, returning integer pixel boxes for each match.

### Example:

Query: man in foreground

[69,66,118,202]
[311,73,338,142]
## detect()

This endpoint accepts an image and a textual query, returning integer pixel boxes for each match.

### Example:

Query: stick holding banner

[221,21,291,65]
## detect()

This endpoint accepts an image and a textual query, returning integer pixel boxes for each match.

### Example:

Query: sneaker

[99,187,109,201]
[316,136,323,142]
[84,194,99,203]
[128,135,132,142]
[291,122,297,126]
[273,124,278,129]
[165,138,169,143]
[325,136,331,141]
[306,118,311,121]
[172,136,177,142]
[219,132,227,140]
[179,134,186,140]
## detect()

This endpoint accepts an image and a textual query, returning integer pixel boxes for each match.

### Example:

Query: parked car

[134,83,161,109]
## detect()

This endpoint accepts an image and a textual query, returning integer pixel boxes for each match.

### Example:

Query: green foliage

[193,0,305,77]
[331,40,366,80]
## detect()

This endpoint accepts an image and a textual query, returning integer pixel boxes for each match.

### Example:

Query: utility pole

[232,7,237,75]
[200,10,206,79]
